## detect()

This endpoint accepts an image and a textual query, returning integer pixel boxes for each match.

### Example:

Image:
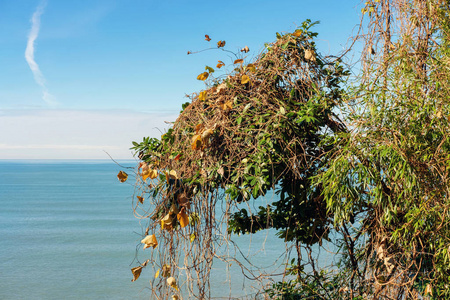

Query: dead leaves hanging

[131,259,149,282]
[197,72,209,81]
[162,264,171,277]
[217,40,226,48]
[177,209,189,228]
[191,124,215,150]
[304,49,316,62]
[199,91,208,101]
[219,100,233,111]
[140,162,158,180]
[131,266,143,282]
[293,29,303,37]
[168,170,178,180]
[167,277,178,290]
[155,265,171,279]
[241,74,250,84]
[191,134,202,150]
[246,63,256,73]
[161,213,174,231]
[141,234,158,249]
[117,171,128,182]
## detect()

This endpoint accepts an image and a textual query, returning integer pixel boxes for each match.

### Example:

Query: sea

[0,160,334,300]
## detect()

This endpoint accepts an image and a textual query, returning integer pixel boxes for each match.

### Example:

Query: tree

[127,20,348,299]
[121,1,450,298]
[317,0,450,298]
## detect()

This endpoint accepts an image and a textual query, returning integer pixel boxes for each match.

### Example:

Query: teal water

[0,160,331,299]
[0,160,150,300]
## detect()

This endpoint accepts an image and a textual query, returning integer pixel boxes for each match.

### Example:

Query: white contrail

[25,0,57,106]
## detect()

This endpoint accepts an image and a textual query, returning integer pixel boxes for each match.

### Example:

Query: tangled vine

[118,2,450,298]
[124,19,348,299]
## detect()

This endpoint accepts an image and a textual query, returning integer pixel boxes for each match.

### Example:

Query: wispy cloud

[25,0,57,107]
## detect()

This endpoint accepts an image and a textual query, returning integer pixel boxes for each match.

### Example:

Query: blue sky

[0,0,362,159]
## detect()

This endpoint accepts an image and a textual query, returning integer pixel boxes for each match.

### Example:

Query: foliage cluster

[119,1,450,299]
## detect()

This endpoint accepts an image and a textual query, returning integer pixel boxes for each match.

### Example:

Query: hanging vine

[119,19,348,299]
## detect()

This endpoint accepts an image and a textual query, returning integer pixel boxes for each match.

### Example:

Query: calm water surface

[0,160,330,299]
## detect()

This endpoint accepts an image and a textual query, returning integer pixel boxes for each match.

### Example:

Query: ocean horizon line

[0,158,138,164]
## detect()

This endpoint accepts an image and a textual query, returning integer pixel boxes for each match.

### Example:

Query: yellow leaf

[190,233,196,242]
[304,49,316,62]
[142,164,157,180]
[205,66,214,73]
[140,162,152,180]
[177,211,189,228]
[141,168,150,180]
[246,64,256,73]
[191,134,202,150]
[195,123,204,134]
[234,59,244,64]
[162,264,171,277]
[216,82,227,94]
[169,170,178,180]
[161,214,173,231]
[201,128,213,141]
[189,212,199,226]
[172,296,179,300]
[197,72,209,81]
[137,196,144,204]
[117,171,128,183]
[217,40,226,48]
[167,277,178,290]
[220,100,233,111]
[131,266,142,282]
[293,29,303,37]
[241,75,250,84]
[141,234,158,249]
[216,60,225,68]
[131,259,149,282]
[149,169,158,179]
[199,91,207,101]
[155,269,160,279]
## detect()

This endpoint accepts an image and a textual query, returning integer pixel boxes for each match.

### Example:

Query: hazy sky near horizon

[0,0,362,159]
